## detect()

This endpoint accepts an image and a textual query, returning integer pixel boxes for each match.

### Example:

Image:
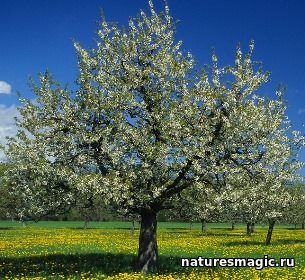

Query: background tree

[0,163,10,219]
[0,163,22,220]
[285,184,305,229]
[178,185,224,234]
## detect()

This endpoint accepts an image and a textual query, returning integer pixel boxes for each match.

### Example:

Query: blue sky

[0,0,305,167]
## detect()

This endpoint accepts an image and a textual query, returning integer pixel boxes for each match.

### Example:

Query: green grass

[0,221,304,279]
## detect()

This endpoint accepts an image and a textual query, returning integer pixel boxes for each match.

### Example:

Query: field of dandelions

[0,221,304,279]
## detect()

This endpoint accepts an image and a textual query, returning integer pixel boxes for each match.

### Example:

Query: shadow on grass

[196,232,245,237]
[224,240,263,246]
[0,253,186,277]
[65,227,140,231]
[224,239,305,247]
[164,230,194,234]
[273,239,305,245]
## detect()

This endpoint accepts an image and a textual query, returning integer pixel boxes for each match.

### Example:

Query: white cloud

[0,81,12,94]
[298,108,305,115]
[0,104,19,161]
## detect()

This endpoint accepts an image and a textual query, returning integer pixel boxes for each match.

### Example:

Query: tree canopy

[2,0,304,273]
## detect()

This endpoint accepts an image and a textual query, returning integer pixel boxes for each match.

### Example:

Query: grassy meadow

[0,221,304,279]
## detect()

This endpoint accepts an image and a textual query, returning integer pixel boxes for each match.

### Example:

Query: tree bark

[246,222,252,236]
[131,220,135,236]
[251,222,255,233]
[201,219,207,234]
[265,219,275,245]
[231,222,235,230]
[137,210,158,274]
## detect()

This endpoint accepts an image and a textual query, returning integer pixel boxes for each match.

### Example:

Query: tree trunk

[294,223,297,229]
[137,210,158,274]
[201,219,207,234]
[251,223,255,233]
[83,214,90,229]
[231,222,235,230]
[302,223,304,230]
[131,220,135,236]
[83,219,89,229]
[265,220,275,245]
[246,222,252,236]
[189,222,193,230]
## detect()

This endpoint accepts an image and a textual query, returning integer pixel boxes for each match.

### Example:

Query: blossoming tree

[2,1,302,273]
[285,184,305,229]
[223,114,304,242]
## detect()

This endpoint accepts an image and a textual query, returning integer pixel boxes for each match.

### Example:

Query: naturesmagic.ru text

[181,255,295,270]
